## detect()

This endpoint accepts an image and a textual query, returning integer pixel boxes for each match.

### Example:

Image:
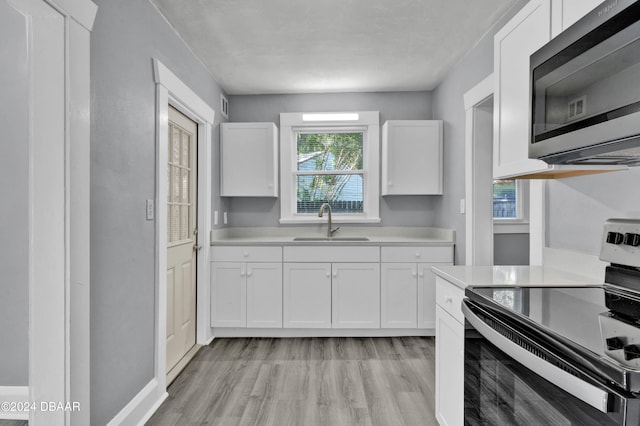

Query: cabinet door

[246,262,283,328]
[220,122,278,197]
[417,263,446,329]
[283,263,331,328]
[381,263,417,328]
[435,305,464,426]
[211,262,246,327]
[382,120,443,195]
[494,0,551,178]
[552,0,602,36]
[332,263,380,329]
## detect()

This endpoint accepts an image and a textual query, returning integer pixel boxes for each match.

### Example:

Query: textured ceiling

[150,0,518,95]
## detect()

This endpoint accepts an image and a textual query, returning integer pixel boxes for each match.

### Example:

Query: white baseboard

[543,247,607,282]
[212,328,435,338]
[106,378,167,426]
[0,386,29,420]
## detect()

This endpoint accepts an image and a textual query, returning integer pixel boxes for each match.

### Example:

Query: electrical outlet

[214,210,219,225]
[460,199,466,214]
[223,212,228,225]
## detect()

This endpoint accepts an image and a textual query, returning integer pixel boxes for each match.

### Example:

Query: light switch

[459,199,465,214]
[214,210,219,225]
[223,212,228,225]
[146,200,154,220]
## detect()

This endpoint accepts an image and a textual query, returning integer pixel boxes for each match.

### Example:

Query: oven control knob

[623,344,640,361]
[624,233,640,247]
[606,337,625,350]
[607,232,624,245]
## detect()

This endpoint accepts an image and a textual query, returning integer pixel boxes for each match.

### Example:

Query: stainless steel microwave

[529,0,640,165]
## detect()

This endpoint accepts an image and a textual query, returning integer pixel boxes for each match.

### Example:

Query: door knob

[193,245,202,251]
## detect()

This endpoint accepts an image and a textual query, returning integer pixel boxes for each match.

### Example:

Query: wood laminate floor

[147,337,438,426]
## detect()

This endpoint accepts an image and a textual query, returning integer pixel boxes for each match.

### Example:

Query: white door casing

[153,59,215,397]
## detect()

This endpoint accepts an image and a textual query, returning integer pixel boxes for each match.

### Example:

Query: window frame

[279,111,380,224]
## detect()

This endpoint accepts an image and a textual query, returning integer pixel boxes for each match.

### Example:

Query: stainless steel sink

[293,237,370,242]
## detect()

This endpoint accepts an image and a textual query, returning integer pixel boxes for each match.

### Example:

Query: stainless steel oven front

[462,288,640,426]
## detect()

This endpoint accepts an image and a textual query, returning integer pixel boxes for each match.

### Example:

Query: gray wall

[228,91,437,227]
[90,0,227,424]
[546,168,640,255]
[494,233,530,265]
[0,0,29,386]
[431,0,528,264]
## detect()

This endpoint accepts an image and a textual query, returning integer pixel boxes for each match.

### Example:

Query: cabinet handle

[333,271,338,278]
[326,271,331,278]
[240,271,246,277]
[419,272,424,277]
[412,269,417,278]
[445,296,453,304]
[243,251,249,258]
[247,270,253,277]
[388,181,393,186]
[415,252,421,258]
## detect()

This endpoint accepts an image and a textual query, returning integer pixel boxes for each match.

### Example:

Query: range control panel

[601,219,640,268]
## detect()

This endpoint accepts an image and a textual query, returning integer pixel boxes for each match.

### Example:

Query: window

[493,179,518,219]
[493,178,529,234]
[280,112,380,223]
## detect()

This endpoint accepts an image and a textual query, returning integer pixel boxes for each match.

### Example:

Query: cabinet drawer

[211,246,282,262]
[381,246,452,263]
[435,277,465,324]
[283,246,380,263]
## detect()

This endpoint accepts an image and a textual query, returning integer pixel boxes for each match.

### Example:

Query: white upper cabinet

[220,122,278,197]
[382,120,443,195]
[551,0,603,36]
[493,0,552,179]
[493,0,625,179]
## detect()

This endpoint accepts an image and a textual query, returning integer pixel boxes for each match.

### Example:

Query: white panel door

[435,305,465,426]
[493,0,551,178]
[381,263,418,328]
[211,262,247,327]
[332,263,380,328]
[283,263,331,328]
[166,106,197,381]
[246,262,283,328]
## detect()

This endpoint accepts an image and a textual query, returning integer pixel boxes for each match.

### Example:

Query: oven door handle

[462,300,612,413]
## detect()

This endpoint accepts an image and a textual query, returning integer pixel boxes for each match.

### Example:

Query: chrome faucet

[318,203,340,237]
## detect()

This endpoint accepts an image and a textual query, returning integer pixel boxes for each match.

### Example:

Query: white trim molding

[464,74,494,266]
[0,387,29,420]
[6,1,95,425]
[279,111,380,224]
[152,58,215,421]
[106,379,167,426]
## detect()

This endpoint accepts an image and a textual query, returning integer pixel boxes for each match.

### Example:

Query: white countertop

[431,265,603,290]
[211,226,455,246]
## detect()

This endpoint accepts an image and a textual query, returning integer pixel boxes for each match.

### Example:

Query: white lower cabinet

[380,262,443,328]
[332,263,380,328]
[283,262,381,328]
[246,263,283,328]
[211,261,282,328]
[381,263,418,328]
[283,263,332,328]
[211,262,247,327]
[435,277,465,426]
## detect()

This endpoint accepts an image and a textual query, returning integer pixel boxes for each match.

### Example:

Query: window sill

[280,216,381,225]
[493,221,529,234]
